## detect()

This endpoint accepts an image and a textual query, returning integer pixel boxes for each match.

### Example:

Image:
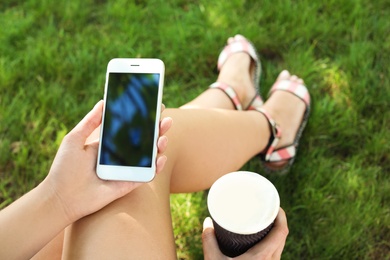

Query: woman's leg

[61,107,270,259]
[165,69,307,192]
[166,108,270,193]
[62,72,307,257]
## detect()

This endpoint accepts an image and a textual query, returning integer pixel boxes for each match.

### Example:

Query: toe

[277,70,290,81]
[234,34,246,41]
[290,75,298,82]
[227,37,234,45]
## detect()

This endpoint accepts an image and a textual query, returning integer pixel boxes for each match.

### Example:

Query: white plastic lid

[207,171,280,234]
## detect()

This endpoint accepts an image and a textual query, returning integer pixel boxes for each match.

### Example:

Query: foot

[215,35,260,109]
[261,70,307,170]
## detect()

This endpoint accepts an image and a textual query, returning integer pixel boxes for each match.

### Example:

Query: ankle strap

[255,108,282,161]
[209,82,243,110]
[270,80,310,106]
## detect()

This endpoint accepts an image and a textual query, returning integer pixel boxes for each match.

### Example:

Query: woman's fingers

[160,116,172,136]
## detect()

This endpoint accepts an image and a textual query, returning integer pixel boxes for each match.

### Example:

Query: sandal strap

[210,82,264,111]
[209,82,243,110]
[270,80,310,106]
[246,95,264,110]
[255,108,282,161]
[267,145,296,162]
[217,38,259,71]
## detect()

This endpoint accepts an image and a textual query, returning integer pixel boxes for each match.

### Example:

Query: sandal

[255,79,311,174]
[209,36,263,110]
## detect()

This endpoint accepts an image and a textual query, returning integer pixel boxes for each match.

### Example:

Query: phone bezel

[96,58,164,182]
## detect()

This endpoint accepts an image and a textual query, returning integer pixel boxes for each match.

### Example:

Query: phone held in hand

[96,58,165,182]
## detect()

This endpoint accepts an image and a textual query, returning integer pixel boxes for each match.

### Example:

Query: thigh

[30,231,64,260]
[62,171,176,259]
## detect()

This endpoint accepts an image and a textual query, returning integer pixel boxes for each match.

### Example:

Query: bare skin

[23,35,308,259]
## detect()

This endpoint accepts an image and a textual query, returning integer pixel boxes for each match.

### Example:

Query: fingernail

[157,155,167,167]
[203,217,214,231]
[158,136,168,148]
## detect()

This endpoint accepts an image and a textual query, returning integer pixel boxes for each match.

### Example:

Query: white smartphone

[96,58,165,182]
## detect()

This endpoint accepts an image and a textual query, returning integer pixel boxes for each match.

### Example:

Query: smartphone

[96,58,164,182]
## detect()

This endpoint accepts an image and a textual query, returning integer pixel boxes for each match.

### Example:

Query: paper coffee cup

[207,171,280,257]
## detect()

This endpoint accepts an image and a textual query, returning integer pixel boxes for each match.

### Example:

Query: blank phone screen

[100,72,159,167]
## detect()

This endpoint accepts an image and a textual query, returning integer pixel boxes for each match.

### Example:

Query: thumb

[202,217,223,259]
[68,100,103,146]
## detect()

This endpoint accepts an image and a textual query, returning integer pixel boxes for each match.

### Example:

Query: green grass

[1,0,389,259]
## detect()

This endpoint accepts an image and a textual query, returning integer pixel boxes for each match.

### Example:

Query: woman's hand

[42,100,173,223]
[202,208,289,260]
